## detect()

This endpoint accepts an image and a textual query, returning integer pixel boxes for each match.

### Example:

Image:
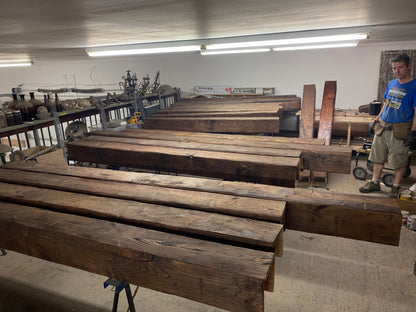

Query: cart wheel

[10,150,25,162]
[404,166,412,179]
[353,167,367,180]
[382,173,394,187]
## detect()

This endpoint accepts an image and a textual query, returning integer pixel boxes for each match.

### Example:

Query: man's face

[392,61,411,80]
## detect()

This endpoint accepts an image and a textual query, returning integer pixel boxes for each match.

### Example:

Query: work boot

[389,185,401,198]
[359,181,380,193]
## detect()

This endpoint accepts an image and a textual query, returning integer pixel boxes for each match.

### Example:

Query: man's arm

[375,99,387,121]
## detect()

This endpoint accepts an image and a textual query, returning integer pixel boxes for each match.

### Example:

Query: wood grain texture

[143,117,280,134]
[317,81,337,145]
[83,135,302,158]
[0,202,273,312]
[1,162,401,245]
[0,182,283,250]
[66,138,299,187]
[0,168,286,223]
[299,85,316,139]
[94,129,351,174]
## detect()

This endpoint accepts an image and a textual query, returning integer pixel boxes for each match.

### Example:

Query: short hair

[391,53,411,67]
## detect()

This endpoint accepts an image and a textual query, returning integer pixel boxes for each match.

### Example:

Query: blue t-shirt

[380,78,416,123]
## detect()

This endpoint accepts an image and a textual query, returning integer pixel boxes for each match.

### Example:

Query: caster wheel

[382,173,394,187]
[10,150,25,162]
[353,167,367,180]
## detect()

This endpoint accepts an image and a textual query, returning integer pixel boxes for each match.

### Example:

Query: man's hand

[404,130,416,150]
[368,119,379,137]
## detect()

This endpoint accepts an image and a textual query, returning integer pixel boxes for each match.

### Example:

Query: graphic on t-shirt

[386,86,409,110]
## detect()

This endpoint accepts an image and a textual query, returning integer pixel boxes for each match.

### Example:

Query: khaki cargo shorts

[369,129,409,169]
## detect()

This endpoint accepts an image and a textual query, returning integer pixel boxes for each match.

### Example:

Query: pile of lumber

[143,95,301,133]
[66,129,352,187]
[0,162,283,312]
[0,162,401,310]
[314,109,375,137]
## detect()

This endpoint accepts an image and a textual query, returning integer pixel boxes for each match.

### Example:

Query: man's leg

[394,166,406,185]
[372,162,384,180]
[359,162,384,193]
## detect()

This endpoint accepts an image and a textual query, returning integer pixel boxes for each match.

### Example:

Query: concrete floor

[1,159,416,312]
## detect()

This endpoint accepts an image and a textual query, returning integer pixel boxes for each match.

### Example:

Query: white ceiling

[1,0,416,62]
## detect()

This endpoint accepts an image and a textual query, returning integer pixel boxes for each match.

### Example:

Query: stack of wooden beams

[314,109,375,138]
[143,95,301,133]
[66,129,352,187]
[0,162,283,312]
[0,162,402,310]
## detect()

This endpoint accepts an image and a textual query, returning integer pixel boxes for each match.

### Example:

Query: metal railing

[0,90,179,162]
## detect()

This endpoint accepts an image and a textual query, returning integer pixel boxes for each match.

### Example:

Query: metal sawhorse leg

[104,278,136,312]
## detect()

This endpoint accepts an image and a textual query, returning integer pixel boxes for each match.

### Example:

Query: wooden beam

[122,128,323,145]
[152,110,281,118]
[143,117,280,134]
[0,182,282,250]
[314,81,337,183]
[0,202,273,312]
[0,171,286,223]
[299,85,316,139]
[83,135,302,158]
[317,81,337,145]
[66,139,299,187]
[116,129,351,174]
[1,163,401,245]
[299,85,316,182]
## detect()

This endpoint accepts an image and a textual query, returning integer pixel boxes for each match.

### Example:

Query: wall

[1,40,416,109]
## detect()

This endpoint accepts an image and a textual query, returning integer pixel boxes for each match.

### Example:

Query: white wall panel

[1,41,416,109]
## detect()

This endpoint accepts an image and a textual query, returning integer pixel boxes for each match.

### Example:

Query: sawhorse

[104,278,136,312]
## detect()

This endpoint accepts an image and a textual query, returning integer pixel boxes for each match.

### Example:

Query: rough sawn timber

[0,162,285,312]
[2,162,402,246]
[66,137,299,187]
[143,116,280,134]
[0,203,273,312]
[93,129,351,174]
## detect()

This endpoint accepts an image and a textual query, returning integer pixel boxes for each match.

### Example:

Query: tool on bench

[127,112,143,125]
[104,278,136,312]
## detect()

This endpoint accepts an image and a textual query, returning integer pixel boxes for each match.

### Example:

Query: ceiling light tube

[272,42,358,51]
[87,45,200,57]
[0,61,32,68]
[201,48,270,55]
[206,33,367,50]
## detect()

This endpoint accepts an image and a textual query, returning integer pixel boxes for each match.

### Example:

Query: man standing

[359,53,416,198]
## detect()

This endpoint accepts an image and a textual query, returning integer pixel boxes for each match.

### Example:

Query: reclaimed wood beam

[299,84,317,182]
[83,135,302,158]
[143,117,280,134]
[66,139,299,187]
[299,85,316,139]
[0,202,274,312]
[0,182,282,250]
[1,163,401,246]
[103,129,351,174]
[0,166,285,224]
[317,81,337,145]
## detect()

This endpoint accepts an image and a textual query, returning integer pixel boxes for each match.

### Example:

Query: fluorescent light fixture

[206,33,367,50]
[86,45,200,57]
[0,61,32,68]
[272,42,359,51]
[201,48,270,55]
